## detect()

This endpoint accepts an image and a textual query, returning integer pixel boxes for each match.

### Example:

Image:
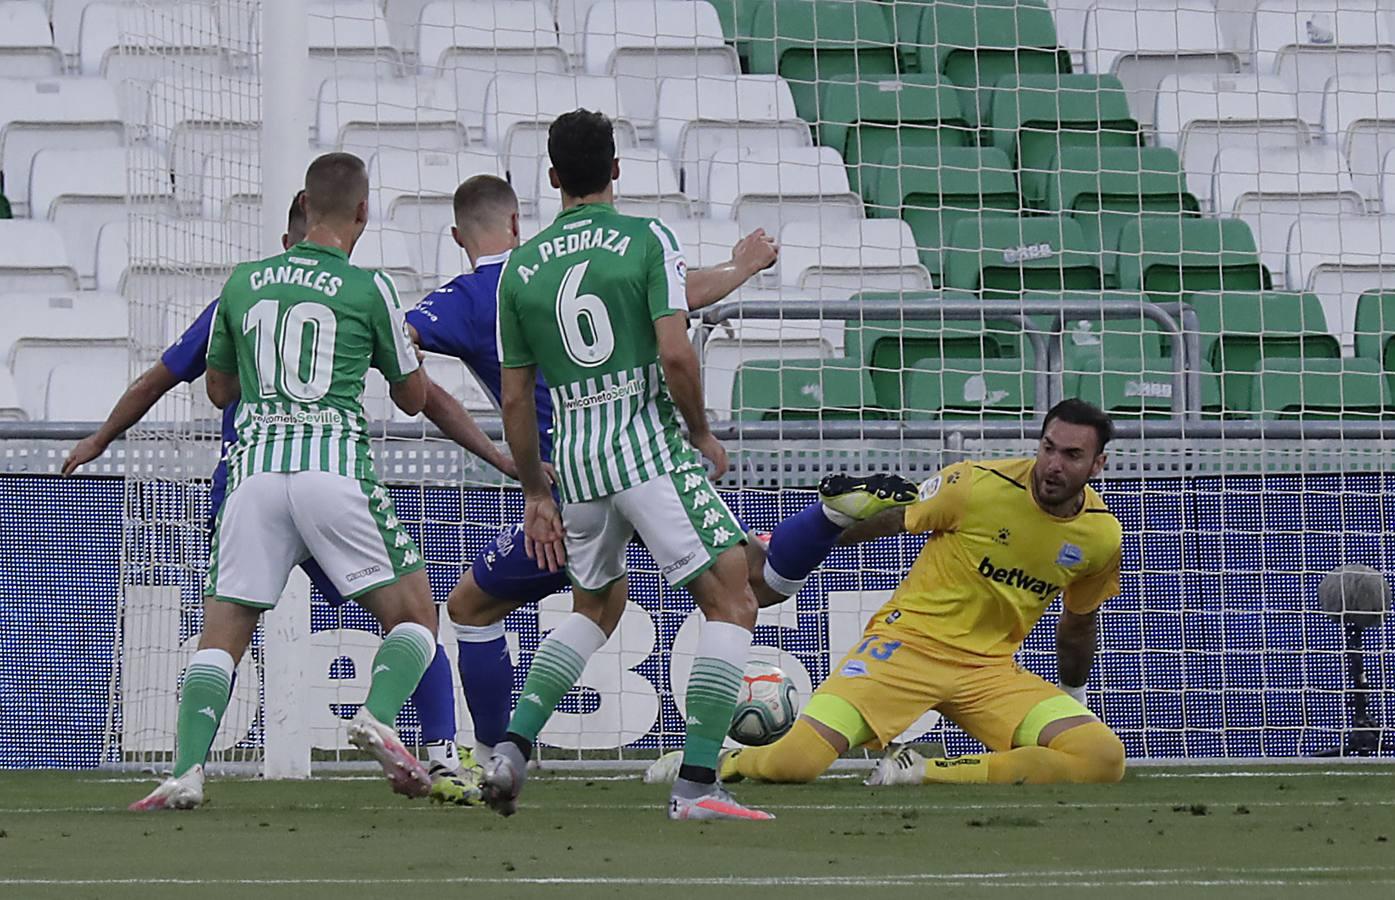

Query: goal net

[104,0,1394,773]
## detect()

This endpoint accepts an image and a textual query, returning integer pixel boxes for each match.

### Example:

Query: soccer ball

[727,662,800,746]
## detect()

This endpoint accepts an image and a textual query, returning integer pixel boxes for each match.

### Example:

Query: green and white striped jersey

[496,203,697,503]
[207,241,419,490]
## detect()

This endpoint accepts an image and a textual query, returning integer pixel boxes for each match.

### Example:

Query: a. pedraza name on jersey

[522,227,632,281]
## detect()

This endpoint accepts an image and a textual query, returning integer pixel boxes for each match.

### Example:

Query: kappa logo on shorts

[840,660,869,677]
[661,552,697,576]
[1056,542,1084,567]
[346,564,383,583]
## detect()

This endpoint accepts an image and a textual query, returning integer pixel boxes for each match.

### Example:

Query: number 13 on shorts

[854,636,902,662]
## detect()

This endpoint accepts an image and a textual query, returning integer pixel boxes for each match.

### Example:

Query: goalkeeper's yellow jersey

[872,458,1122,661]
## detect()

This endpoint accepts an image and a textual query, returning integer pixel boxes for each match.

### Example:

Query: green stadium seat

[1187,291,1341,412]
[1041,147,1200,264]
[747,0,899,124]
[872,147,1019,283]
[902,358,1038,419]
[1242,358,1389,420]
[731,358,884,421]
[1354,291,1395,395]
[943,215,1103,298]
[908,0,1070,128]
[1065,359,1222,420]
[988,75,1141,207]
[818,74,973,202]
[1115,218,1269,301]
[706,0,771,62]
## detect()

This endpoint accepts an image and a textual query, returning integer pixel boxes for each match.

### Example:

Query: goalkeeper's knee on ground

[1048,721,1126,784]
[729,719,839,783]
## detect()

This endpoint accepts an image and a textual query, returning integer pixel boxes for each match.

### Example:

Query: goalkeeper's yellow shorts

[811,627,1095,752]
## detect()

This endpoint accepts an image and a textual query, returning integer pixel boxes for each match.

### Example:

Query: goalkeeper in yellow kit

[658,399,1126,787]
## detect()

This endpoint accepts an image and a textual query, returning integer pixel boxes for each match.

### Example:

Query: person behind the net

[130,153,447,810]
[67,192,503,807]
[648,399,1128,789]
[403,172,917,782]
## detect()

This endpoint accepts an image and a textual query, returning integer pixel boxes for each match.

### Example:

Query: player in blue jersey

[406,174,918,773]
[64,192,511,806]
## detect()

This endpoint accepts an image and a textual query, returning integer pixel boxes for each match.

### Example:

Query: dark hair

[547,109,615,198]
[303,152,368,223]
[287,189,307,236]
[453,174,517,234]
[1042,399,1114,455]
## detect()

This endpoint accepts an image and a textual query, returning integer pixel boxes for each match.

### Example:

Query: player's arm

[421,378,515,476]
[367,272,427,415]
[1058,542,1122,701]
[205,299,241,409]
[63,362,183,474]
[685,228,779,311]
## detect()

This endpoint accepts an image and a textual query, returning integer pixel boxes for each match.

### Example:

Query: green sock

[172,649,234,777]
[682,621,752,771]
[507,613,607,743]
[363,623,436,726]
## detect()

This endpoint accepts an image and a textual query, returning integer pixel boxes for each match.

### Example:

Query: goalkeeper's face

[1033,420,1106,508]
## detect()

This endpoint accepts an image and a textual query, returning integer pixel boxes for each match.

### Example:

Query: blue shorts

[471,523,571,603]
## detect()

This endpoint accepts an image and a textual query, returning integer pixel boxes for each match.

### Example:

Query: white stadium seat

[553,0,608,61]
[29,147,177,287]
[0,220,80,292]
[703,321,844,420]
[352,224,421,294]
[1083,0,1240,132]
[1251,0,1395,127]
[1287,214,1395,348]
[583,1,739,127]
[662,218,743,269]
[705,145,863,235]
[1154,73,1313,208]
[421,352,497,413]
[655,75,812,201]
[1,291,128,420]
[0,77,124,218]
[1212,146,1364,288]
[369,147,506,276]
[1321,74,1395,203]
[95,218,251,305]
[0,366,24,420]
[417,1,568,84]
[45,356,132,421]
[147,79,262,211]
[1383,148,1395,212]
[535,147,690,222]
[305,1,404,82]
[778,220,931,292]
[1049,0,1095,69]
[317,76,468,156]
[0,1,64,77]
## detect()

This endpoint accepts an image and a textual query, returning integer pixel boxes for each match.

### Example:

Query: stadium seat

[746,0,898,124]
[1320,74,1395,203]
[1211,146,1364,289]
[653,75,811,201]
[430,218,545,281]
[1082,0,1240,131]
[816,74,973,203]
[2,291,128,420]
[535,147,690,222]
[1048,0,1094,68]
[1354,290,1395,389]
[146,78,261,212]
[354,224,422,294]
[907,0,1070,129]
[1186,290,1341,411]
[778,220,930,292]
[732,358,882,422]
[95,218,250,305]
[368,148,504,276]
[943,215,1103,298]
[704,145,863,235]
[199,148,321,223]
[318,76,468,157]
[661,218,744,269]
[1242,357,1389,419]
[0,77,124,218]
[45,355,132,421]
[79,3,234,123]
[1115,217,1267,300]
[0,367,24,421]
[0,1,63,77]
[421,352,497,413]
[1287,215,1395,349]
[987,74,1142,207]
[1064,361,1211,420]
[705,318,842,420]
[874,146,1019,284]
[1384,149,1395,215]
[1154,73,1314,209]
[902,358,1039,420]
[552,0,609,61]
[29,147,176,287]
[1251,0,1395,128]
[417,2,568,92]
[52,0,98,60]
[1041,146,1200,265]
[583,1,739,127]
[0,220,79,292]
[302,1,404,82]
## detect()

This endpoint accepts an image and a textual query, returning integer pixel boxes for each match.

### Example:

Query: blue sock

[763,501,845,596]
[454,622,514,752]
[410,644,457,744]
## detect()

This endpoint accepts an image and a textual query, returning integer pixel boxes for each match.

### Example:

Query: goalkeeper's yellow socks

[171,648,234,777]
[922,723,1125,785]
[728,718,840,783]
[505,613,608,746]
[362,622,437,726]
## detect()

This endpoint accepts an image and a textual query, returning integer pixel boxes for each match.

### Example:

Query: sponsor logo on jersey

[977,556,1062,598]
[840,660,869,677]
[1056,543,1085,567]
[346,564,383,583]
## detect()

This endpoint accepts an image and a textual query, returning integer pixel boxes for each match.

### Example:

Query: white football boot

[348,709,431,798]
[865,745,928,787]
[128,765,205,811]
[668,784,774,821]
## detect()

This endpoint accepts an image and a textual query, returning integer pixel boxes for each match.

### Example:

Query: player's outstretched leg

[866,722,1125,786]
[755,473,917,603]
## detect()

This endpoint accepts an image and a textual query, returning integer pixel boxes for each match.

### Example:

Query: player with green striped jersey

[484,110,771,823]
[132,154,441,812]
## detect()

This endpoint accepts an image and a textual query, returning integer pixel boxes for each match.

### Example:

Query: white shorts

[205,470,423,608]
[563,460,744,592]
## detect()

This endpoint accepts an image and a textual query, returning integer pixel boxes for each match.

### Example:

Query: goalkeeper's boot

[668,783,774,822]
[128,765,204,811]
[644,748,743,785]
[348,709,431,799]
[480,741,527,817]
[818,472,919,525]
[865,745,927,787]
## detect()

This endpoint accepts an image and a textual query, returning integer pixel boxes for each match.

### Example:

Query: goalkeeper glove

[1060,682,1087,706]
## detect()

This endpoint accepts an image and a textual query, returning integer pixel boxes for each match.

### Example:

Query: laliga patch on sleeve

[917,476,942,501]
[674,258,687,284]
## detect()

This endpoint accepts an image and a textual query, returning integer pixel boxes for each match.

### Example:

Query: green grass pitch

[2,766,1393,899]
